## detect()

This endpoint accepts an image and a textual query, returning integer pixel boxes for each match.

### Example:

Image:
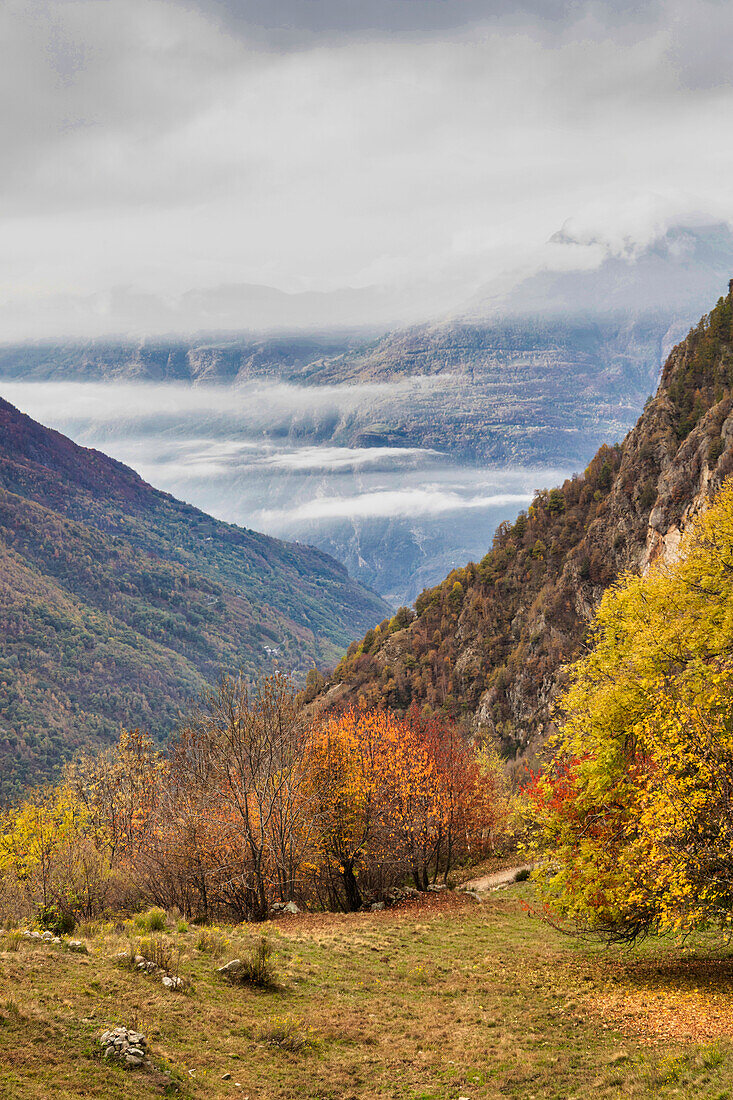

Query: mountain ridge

[317,283,733,767]
[0,397,389,797]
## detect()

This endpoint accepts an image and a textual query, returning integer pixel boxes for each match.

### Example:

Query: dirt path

[459,864,531,892]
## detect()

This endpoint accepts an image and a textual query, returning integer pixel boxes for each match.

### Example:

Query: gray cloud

[184,0,661,45]
[1,0,733,339]
[0,374,564,527]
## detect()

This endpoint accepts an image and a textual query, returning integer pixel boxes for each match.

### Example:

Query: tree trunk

[341,860,362,911]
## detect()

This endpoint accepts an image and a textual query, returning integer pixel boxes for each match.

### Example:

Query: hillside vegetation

[0,677,506,927]
[531,476,733,942]
[3,890,733,1100]
[320,285,733,764]
[0,399,388,798]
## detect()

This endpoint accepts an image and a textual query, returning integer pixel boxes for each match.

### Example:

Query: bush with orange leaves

[3,676,510,925]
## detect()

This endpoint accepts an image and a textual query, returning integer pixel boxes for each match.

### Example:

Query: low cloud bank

[258,488,534,523]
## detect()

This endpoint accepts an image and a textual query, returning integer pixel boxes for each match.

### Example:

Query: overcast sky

[2,0,733,339]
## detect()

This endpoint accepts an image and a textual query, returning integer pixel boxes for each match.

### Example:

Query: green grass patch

[2,887,733,1098]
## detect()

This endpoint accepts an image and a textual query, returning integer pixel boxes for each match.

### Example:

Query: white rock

[217,959,242,974]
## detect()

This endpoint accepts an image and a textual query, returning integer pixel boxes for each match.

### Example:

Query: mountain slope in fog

[319,282,733,768]
[0,398,388,797]
[3,224,729,470]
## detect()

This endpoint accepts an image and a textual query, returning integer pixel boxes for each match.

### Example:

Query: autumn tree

[306,709,387,910]
[67,729,161,867]
[530,476,733,939]
[0,784,109,924]
[171,673,314,920]
[0,677,512,925]
[307,705,505,908]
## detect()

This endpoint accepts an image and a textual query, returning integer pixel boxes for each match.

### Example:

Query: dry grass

[195,928,229,958]
[256,1014,321,1052]
[2,885,733,1099]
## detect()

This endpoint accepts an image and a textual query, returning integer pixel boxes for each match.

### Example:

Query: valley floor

[1,885,732,1099]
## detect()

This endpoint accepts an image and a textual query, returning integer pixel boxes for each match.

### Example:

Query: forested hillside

[0,399,388,797]
[320,284,733,766]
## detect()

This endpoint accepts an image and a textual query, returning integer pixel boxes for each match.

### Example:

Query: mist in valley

[0,378,571,605]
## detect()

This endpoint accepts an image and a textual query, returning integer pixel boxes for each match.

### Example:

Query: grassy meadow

[1,882,732,1100]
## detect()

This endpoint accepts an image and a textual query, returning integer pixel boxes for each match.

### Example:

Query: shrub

[36,904,75,936]
[232,937,277,988]
[514,868,530,883]
[135,908,167,933]
[3,930,23,951]
[76,920,102,939]
[196,927,228,957]
[709,436,726,465]
[136,935,177,974]
[257,1014,320,1052]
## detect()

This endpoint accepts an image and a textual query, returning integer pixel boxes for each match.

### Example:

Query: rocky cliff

[317,284,733,768]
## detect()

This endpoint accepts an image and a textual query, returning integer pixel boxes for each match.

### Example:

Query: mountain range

[0,399,388,798]
[317,281,733,771]
[3,227,733,796]
[3,224,732,472]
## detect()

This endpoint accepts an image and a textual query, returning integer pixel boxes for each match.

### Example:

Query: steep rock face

[319,285,733,765]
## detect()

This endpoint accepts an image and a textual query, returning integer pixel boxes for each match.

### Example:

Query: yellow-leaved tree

[530,477,733,939]
[0,783,110,927]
